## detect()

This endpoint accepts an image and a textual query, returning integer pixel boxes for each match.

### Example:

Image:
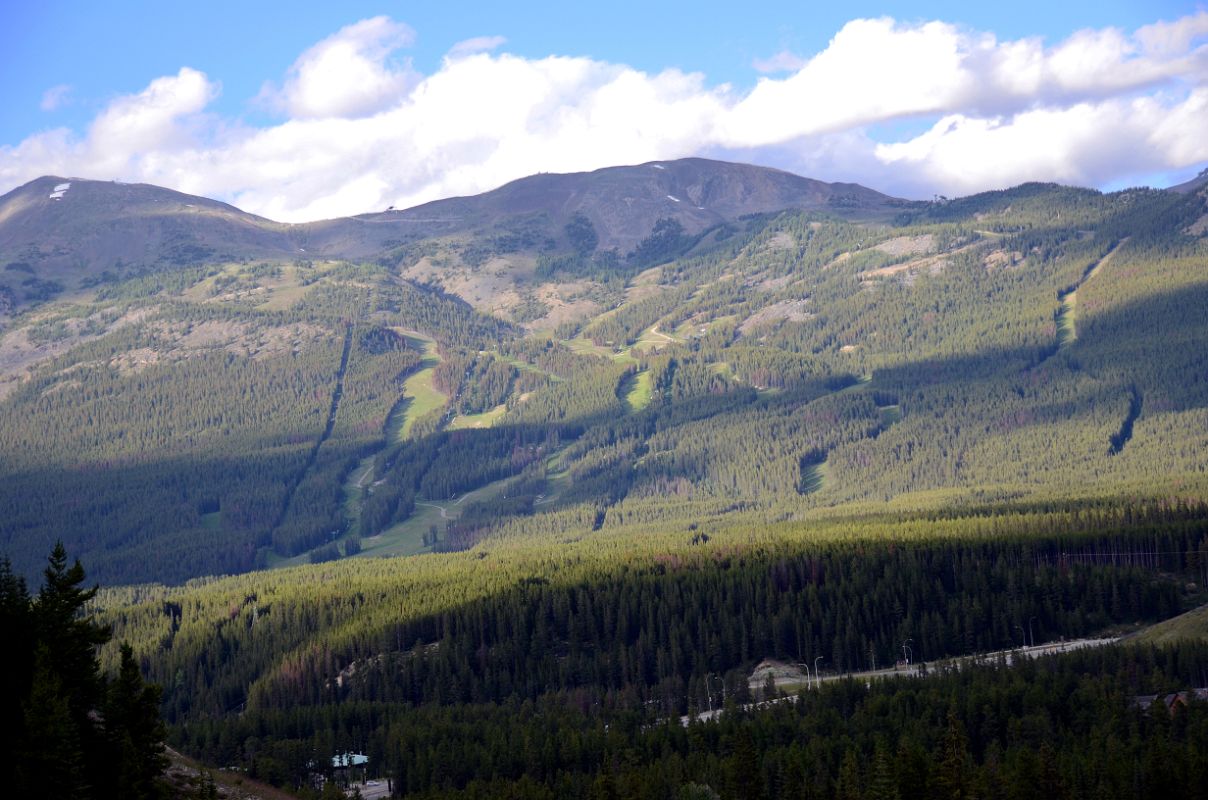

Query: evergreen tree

[867,741,900,800]
[0,544,168,798]
[21,645,89,798]
[935,710,972,800]
[105,644,169,800]
[34,541,111,728]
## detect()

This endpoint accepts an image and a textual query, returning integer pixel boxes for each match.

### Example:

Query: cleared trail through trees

[271,323,354,534]
[1036,240,1144,455]
[342,455,377,530]
[795,375,897,496]
[415,502,449,519]
[1050,238,1127,357]
[343,332,446,534]
[384,333,446,443]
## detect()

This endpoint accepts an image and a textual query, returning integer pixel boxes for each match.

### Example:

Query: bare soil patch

[0,305,157,398]
[874,234,935,257]
[739,299,813,334]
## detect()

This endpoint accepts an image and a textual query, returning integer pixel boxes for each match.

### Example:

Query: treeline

[248,527,1196,715]
[180,642,1208,800]
[149,515,1208,796]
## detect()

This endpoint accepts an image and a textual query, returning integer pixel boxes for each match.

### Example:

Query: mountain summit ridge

[0,159,902,304]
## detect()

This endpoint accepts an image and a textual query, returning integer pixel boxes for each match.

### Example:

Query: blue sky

[3,1,1206,219]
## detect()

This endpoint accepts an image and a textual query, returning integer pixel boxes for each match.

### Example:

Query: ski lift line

[1058,550,1195,557]
[357,216,463,223]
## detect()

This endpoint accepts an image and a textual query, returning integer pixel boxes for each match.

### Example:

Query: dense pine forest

[3,160,1208,797]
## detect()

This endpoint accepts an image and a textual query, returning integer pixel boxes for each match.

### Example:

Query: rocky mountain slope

[0,159,903,320]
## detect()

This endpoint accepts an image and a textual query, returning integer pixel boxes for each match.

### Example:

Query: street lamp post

[1028,616,1036,648]
[814,656,824,688]
[1015,624,1027,648]
[901,639,913,667]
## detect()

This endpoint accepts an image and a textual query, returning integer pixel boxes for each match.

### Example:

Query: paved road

[680,636,1119,726]
[348,779,391,799]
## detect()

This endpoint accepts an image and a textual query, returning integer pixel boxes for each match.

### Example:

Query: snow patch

[666,194,681,202]
[651,164,666,170]
[49,181,70,200]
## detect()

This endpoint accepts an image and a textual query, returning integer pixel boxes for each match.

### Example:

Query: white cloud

[259,16,417,119]
[1,68,217,189]
[2,12,1207,220]
[40,84,72,112]
[447,36,507,59]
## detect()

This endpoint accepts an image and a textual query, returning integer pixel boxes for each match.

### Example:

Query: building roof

[332,753,369,768]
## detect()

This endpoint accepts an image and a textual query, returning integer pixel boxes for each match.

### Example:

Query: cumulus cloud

[259,16,417,119]
[447,36,507,59]
[1,68,217,188]
[2,12,1207,220]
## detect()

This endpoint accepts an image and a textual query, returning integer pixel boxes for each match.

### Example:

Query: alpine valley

[3,157,1208,799]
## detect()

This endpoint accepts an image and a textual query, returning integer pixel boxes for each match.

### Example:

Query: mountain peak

[0,158,903,312]
[366,157,902,254]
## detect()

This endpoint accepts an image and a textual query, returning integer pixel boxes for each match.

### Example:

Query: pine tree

[867,740,901,800]
[21,644,90,798]
[935,710,972,800]
[105,644,169,800]
[34,541,112,725]
[837,748,864,800]
[1,544,169,798]
[728,728,764,800]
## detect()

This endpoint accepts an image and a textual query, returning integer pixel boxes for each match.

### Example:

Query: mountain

[0,176,296,289]
[0,160,903,321]
[1169,166,1208,194]
[1,160,1205,586]
[5,159,1208,799]
[318,157,902,256]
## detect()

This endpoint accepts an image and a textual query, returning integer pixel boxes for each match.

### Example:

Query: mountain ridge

[0,159,904,314]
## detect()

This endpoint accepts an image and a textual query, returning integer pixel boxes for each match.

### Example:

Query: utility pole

[707,673,725,716]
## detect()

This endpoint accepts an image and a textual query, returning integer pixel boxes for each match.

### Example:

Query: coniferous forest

[2,160,1208,797]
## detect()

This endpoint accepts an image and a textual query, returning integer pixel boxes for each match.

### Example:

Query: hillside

[0,176,297,298]
[0,161,1207,589]
[323,157,902,256]
[0,159,903,325]
[4,158,1208,798]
